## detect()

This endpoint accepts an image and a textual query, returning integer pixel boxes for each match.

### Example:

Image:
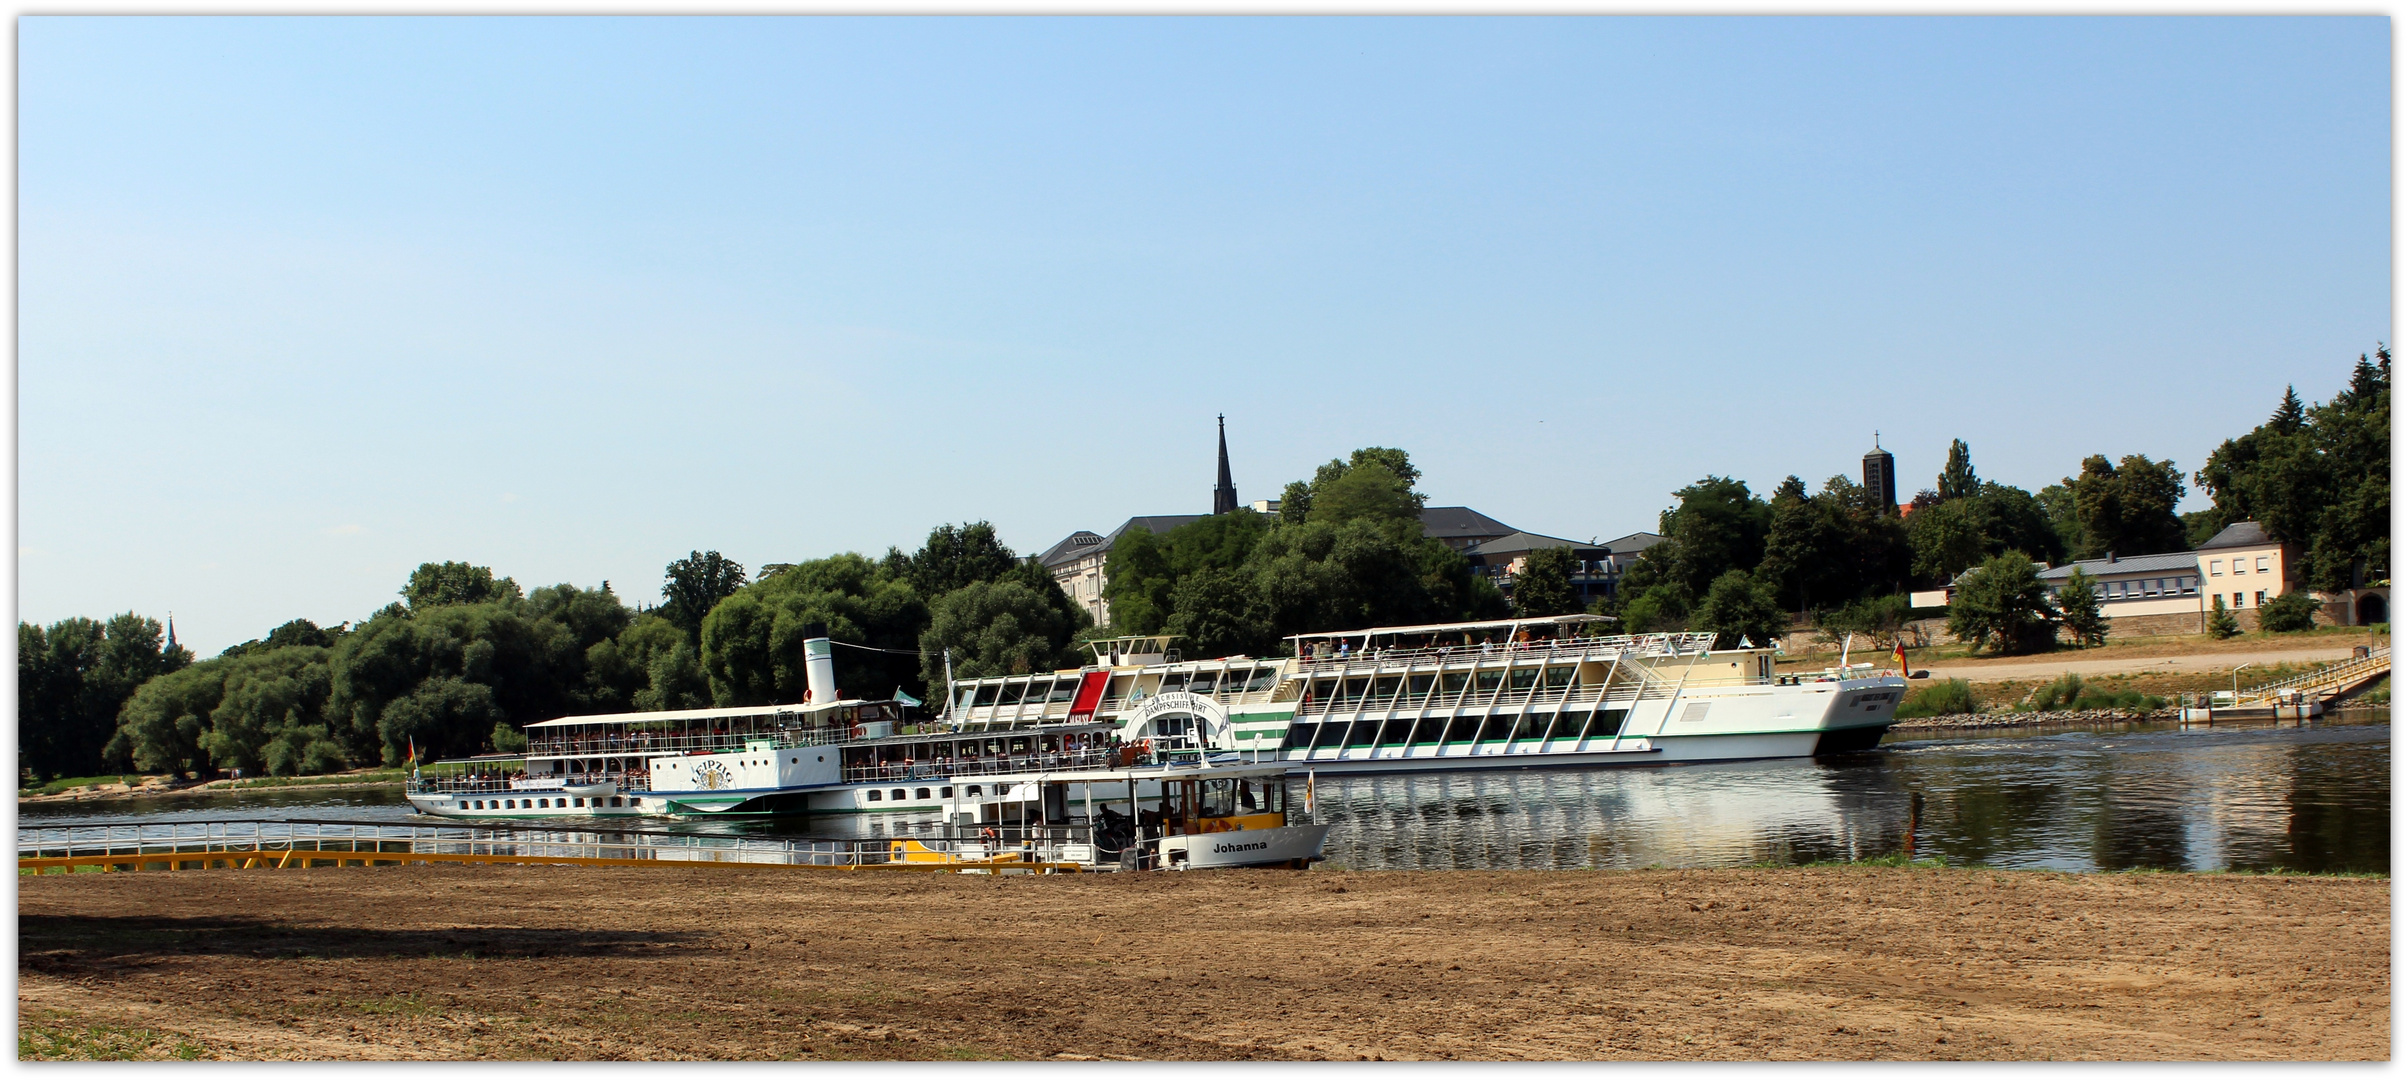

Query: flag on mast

[1892,639,1908,674]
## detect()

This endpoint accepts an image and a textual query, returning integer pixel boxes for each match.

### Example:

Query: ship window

[538,798,550,808]
[972,684,1000,707]
[1587,709,1629,739]
[1514,713,1547,740]
[891,789,908,801]
[1345,721,1380,747]
[1201,778,1237,817]
[1187,673,1219,694]
[574,798,585,807]
[1555,710,1591,740]
[1158,673,1188,694]
[916,788,931,800]
[1414,717,1448,744]
[1371,676,1401,702]
[1282,723,1317,750]
[967,785,983,796]
[611,797,623,807]
[1473,671,1504,694]
[867,790,883,801]
[1543,666,1576,689]
[1266,781,1287,815]
[1378,717,1415,746]
[1406,674,1436,699]
[1439,672,1470,696]
[1341,678,1370,703]
[1313,722,1351,749]
[941,787,954,797]
[1507,668,1539,692]
[1246,668,1277,693]
[1478,715,1515,742]
[1043,680,1073,704]
[996,682,1027,706]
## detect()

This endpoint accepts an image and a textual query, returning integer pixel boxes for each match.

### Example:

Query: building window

[2257,556,2270,573]
[2233,561,2246,575]
[2210,559,2223,575]
[2255,591,2266,607]
[2234,592,2246,608]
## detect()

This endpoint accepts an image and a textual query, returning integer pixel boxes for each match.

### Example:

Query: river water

[21,712,2387,875]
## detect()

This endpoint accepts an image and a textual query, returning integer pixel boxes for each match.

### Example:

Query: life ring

[1138,739,1153,758]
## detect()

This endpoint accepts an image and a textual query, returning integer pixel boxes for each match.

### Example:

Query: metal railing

[2238,647,2390,703]
[17,819,1102,872]
[842,749,1114,785]
[525,726,851,760]
[1291,633,1719,672]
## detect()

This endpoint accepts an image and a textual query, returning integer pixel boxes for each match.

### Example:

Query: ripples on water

[22,713,2386,874]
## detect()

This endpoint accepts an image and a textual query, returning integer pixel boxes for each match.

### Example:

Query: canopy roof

[525,700,877,729]
[1286,614,1614,643]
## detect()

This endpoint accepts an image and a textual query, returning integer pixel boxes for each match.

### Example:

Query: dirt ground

[17,864,2388,1061]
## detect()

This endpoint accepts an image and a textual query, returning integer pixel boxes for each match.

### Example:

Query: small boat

[899,759,1330,871]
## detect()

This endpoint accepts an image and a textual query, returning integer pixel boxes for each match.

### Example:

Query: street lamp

[2231,661,2256,705]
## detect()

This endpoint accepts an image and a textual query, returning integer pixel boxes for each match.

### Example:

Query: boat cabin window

[1046,680,1077,704]
[1543,666,1577,689]
[941,786,954,797]
[1554,710,1590,740]
[1245,668,1277,693]
[1186,673,1218,694]
[967,785,982,796]
[1378,717,1415,746]
[1313,722,1350,750]
[1514,714,1547,741]
[1158,673,1188,694]
[1588,709,1629,739]
[996,683,1027,706]
[1414,717,1448,744]
[1406,674,1436,698]
[1473,671,1504,694]
[1372,676,1401,700]
[891,789,908,801]
[1440,672,1470,696]
[973,684,1000,707]
[1345,720,1380,747]
[867,790,882,801]
[916,788,931,799]
[611,797,624,807]
[1508,668,1540,692]
[1478,715,1515,742]
[1201,778,1237,817]
[1282,722,1317,750]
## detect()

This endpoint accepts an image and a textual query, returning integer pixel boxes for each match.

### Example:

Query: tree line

[19,350,2386,781]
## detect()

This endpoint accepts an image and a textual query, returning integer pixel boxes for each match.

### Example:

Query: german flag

[1892,639,1909,674]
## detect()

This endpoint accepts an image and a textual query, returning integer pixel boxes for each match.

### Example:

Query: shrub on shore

[2024,672,2165,712]
[2257,591,2321,633]
[1894,677,1977,718]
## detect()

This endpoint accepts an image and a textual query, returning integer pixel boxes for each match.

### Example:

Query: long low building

[1911,520,2387,636]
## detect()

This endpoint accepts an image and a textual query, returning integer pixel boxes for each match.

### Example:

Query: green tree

[1163,568,1271,658]
[920,576,1086,684]
[1907,497,1986,586]
[2198,347,2390,592]
[1308,460,1421,526]
[1937,439,1981,500]
[892,522,1018,599]
[2257,590,2321,633]
[2055,567,2109,647]
[660,550,747,642]
[702,553,932,707]
[2207,595,2242,640]
[1946,552,2060,655]
[1660,476,1772,599]
[402,561,521,610]
[2066,454,2188,558]
[1101,527,1176,634]
[1694,570,1784,650]
[19,612,192,781]
[1510,546,1582,617]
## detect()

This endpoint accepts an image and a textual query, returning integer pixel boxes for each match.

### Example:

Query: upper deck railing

[526,725,852,760]
[1292,632,1720,672]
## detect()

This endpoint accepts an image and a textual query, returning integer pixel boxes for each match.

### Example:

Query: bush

[2258,591,2321,633]
[1893,678,1977,719]
[2027,672,2085,711]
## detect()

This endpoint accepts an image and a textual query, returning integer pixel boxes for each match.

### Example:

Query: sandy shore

[18,864,2387,1061]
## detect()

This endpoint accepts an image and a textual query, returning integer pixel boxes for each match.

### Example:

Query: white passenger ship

[944,615,1905,775]
[405,626,1126,820]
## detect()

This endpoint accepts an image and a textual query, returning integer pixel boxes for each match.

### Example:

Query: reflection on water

[23,713,2386,874]
[1307,711,2387,873]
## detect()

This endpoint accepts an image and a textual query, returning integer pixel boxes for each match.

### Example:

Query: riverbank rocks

[1892,709,2177,731]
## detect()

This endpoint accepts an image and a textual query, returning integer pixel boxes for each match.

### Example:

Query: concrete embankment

[1892,709,2175,732]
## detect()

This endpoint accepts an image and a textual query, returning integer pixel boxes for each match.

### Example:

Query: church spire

[1212,414,1238,515]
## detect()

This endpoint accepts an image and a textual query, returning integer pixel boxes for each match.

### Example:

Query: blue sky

[18,16,2390,654]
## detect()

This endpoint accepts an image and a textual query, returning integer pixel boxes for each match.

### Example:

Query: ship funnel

[802,623,838,705]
